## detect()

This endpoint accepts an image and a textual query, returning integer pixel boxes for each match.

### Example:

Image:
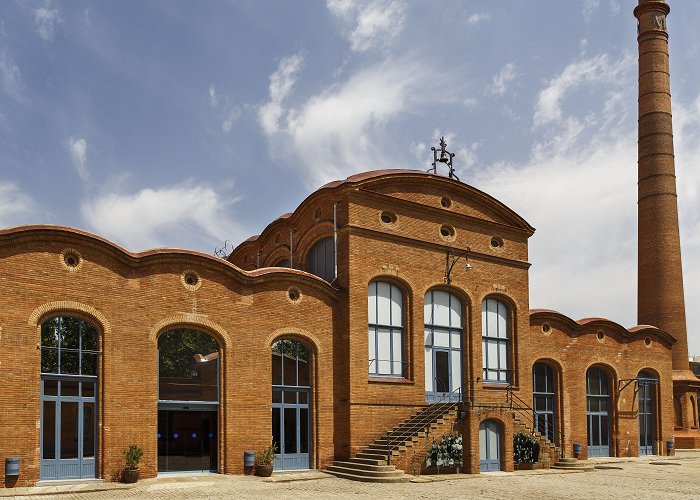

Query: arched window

[533,362,556,443]
[424,290,463,402]
[638,370,658,455]
[481,298,510,383]
[305,237,335,282]
[272,339,311,470]
[587,366,611,457]
[40,317,99,480]
[368,281,404,377]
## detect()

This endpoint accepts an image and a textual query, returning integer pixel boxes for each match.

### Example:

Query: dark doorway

[157,410,217,472]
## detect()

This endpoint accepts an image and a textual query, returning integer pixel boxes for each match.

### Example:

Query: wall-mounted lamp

[444,247,472,285]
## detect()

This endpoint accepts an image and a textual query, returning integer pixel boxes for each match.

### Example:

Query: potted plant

[121,444,144,483]
[255,443,277,477]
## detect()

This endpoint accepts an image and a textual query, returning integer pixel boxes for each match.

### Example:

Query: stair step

[324,470,412,483]
[332,461,395,472]
[327,465,407,478]
[348,457,387,466]
[357,452,391,461]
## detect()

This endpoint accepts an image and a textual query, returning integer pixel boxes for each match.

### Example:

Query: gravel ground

[4,454,699,500]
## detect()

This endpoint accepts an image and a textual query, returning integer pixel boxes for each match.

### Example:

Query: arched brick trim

[149,315,232,350]
[266,327,323,356]
[28,301,111,336]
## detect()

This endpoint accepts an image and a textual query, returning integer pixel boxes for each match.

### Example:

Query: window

[368,281,404,377]
[481,298,510,383]
[158,329,219,402]
[533,362,556,443]
[424,290,463,402]
[41,317,98,376]
[305,237,335,282]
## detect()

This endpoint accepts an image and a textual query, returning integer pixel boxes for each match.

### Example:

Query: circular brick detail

[181,270,202,291]
[60,248,83,272]
[287,286,302,303]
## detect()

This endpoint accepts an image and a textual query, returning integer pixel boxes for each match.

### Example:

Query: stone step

[327,465,407,478]
[324,470,412,483]
[558,458,578,464]
[348,457,387,466]
[357,452,391,461]
[332,461,395,472]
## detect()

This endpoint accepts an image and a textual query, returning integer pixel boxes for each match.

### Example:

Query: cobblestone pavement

[5,455,700,500]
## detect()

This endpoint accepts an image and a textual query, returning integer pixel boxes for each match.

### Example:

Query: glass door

[157,410,217,472]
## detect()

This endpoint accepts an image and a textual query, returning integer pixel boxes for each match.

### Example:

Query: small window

[380,212,396,224]
[542,323,551,334]
[440,225,455,240]
[490,237,504,249]
[287,287,301,302]
[440,197,452,208]
[60,248,83,271]
[596,331,605,342]
[306,237,335,282]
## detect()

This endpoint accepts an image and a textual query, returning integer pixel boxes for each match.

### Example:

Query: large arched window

[40,316,99,481]
[481,298,510,383]
[305,237,335,282]
[368,281,404,377]
[424,290,463,402]
[158,329,220,402]
[587,366,611,457]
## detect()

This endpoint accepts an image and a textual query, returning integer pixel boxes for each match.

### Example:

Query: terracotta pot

[255,464,273,477]
[122,469,140,483]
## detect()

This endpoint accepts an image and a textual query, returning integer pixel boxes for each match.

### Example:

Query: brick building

[0,0,698,488]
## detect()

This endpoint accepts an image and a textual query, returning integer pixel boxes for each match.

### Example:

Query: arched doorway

[272,339,311,470]
[638,370,658,455]
[479,420,501,472]
[40,316,99,480]
[424,290,463,403]
[533,362,556,443]
[157,329,219,473]
[586,366,611,457]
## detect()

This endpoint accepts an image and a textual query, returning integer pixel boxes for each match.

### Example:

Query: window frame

[368,281,405,378]
[481,298,511,383]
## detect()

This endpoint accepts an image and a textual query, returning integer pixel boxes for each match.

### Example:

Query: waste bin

[244,451,255,468]
[5,457,20,476]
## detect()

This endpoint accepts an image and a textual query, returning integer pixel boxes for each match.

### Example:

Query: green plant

[121,444,144,471]
[255,443,278,466]
[513,433,540,464]
[425,434,463,467]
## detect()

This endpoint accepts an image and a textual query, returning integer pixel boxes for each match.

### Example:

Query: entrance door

[40,378,97,480]
[587,367,611,457]
[272,339,312,470]
[157,410,217,472]
[533,362,556,443]
[479,420,501,472]
[638,371,657,455]
[424,290,463,403]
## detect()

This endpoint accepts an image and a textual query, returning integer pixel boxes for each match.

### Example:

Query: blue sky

[1,0,699,355]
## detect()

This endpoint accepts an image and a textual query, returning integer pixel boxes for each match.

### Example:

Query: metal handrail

[383,384,463,465]
[508,388,565,459]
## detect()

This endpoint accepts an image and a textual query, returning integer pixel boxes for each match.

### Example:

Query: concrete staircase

[512,412,559,468]
[551,457,595,472]
[326,402,458,482]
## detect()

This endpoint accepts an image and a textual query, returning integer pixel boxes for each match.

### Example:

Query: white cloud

[208,85,218,108]
[0,181,38,227]
[264,57,440,187]
[258,53,305,135]
[327,0,406,53]
[533,54,633,127]
[486,63,517,97]
[68,137,89,180]
[467,13,490,26]
[81,182,244,251]
[0,50,23,100]
[222,107,241,133]
[583,0,600,22]
[34,6,61,41]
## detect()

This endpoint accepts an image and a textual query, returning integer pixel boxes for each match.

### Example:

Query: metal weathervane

[429,136,459,181]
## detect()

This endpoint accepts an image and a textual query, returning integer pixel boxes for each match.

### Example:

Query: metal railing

[508,387,565,459]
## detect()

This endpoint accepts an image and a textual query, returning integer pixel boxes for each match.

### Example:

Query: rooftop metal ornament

[429,136,459,181]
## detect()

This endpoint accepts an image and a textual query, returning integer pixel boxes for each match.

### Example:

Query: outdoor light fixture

[444,247,471,285]
[428,136,459,181]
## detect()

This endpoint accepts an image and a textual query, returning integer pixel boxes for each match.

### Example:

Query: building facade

[0,0,698,489]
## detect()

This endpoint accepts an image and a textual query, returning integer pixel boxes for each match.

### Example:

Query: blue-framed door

[587,367,610,457]
[272,388,310,470]
[40,377,97,480]
[479,420,501,472]
[424,334,462,403]
[638,373,657,456]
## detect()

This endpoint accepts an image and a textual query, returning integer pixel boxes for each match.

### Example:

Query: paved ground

[3,452,700,500]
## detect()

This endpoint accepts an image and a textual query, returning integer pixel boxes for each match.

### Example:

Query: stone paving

[3,452,699,500]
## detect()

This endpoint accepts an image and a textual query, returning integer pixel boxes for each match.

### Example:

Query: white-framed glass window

[368,281,404,377]
[424,290,463,402]
[481,298,510,383]
[305,237,335,282]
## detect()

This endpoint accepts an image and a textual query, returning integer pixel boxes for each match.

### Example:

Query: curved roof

[529,309,676,345]
[0,224,338,297]
[232,169,535,256]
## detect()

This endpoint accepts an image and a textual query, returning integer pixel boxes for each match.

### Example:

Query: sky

[1,0,699,355]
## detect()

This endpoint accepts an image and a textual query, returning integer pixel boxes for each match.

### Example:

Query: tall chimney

[634,0,689,371]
